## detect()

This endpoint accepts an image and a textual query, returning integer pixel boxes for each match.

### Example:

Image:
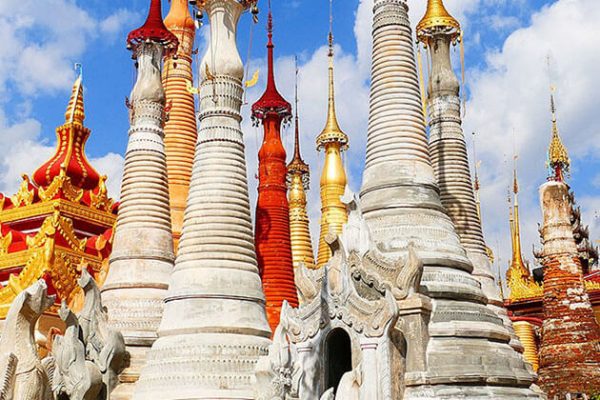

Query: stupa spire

[250,6,297,334]
[361,0,539,397]
[316,0,348,267]
[509,161,530,280]
[287,58,315,270]
[547,88,570,182]
[163,0,197,250]
[417,0,523,352]
[134,0,271,398]
[101,0,178,397]
[32,71,101,191]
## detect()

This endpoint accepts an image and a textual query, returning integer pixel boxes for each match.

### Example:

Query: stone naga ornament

[0,280,56,400]
[77,270,126,394]
[51,301,103,400]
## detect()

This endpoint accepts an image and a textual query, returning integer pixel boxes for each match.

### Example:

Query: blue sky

[1,0,599,281]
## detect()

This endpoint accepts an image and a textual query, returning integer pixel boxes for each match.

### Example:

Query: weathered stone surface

[0,280,55,400]
[359,0,539,397]
[538,181,600,398]
[101,6,176,396]
[133,1,271,398]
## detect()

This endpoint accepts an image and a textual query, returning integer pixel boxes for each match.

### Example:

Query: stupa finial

[547,86,570,182]
[416,0,461,44]
[127,0,178,56]
[65,66,85,126]
[316,0,348,150]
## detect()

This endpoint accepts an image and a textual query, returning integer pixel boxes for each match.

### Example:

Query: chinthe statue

[0,280,56,400]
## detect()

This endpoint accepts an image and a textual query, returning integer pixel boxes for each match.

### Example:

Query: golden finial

[507,157,531,282]
[547,86,570,182]
[65,66,85,126]
[316,0,348,151]
[416,0,461,45]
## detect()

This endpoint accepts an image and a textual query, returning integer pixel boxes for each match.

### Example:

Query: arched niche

[324,328,353,394]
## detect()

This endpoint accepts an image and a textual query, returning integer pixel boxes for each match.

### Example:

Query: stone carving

[0,280,55,400]
[336,365,362,400]
[130,42,165,106]
[0,353,18,399]
[51,302,103,400]
[295,262,321,304]
[254,301,301,400]
[77,270,126,394]
[319,389,335,400]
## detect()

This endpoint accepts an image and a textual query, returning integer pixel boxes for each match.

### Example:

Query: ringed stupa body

[416,0,523,352]
[251,10,299,333]
[163,0,197,250]
[134,0,271,398]
[100,0,178,397]
[359,0,540,397]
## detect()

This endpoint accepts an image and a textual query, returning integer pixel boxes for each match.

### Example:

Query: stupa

[133,0,271,398]
[251,9,298,333]
[359,0,540,397]
[316,22,349,268]
[100,0,178,397]
[163,0,197,250]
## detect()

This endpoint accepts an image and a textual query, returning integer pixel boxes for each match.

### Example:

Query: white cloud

[0,0,133,199]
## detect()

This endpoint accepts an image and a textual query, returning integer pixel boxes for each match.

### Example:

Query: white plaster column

[359,339,379,400]
[101,41,175,399]
[133,1,271,399]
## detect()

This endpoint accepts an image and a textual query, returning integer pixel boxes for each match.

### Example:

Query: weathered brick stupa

[416,0,523,352]
[163,0,197,250]
[359,0,540,397]
[316,24,349,268]
[251,9,298,333]
[287,66,315,271]
[100,0,178,397]
[133,0,271,398]
[537,91,600,398]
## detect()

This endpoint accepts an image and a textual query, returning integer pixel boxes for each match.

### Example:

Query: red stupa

[251,9,298,333]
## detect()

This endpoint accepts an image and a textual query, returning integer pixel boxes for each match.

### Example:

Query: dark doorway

[325,328,352,393]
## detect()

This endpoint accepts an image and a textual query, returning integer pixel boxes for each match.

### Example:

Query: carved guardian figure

[0,280,55,400]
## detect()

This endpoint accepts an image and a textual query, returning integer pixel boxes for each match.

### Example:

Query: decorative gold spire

[547,87,570,182]
[315,0,348,150]
[316,0,348,267]
[506,159,542,301]
[65,72,85,126]
[416,0,461,44]
[288,62,315,269]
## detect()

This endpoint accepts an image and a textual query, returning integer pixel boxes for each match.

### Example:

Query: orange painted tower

[251,10,298,333]
[163,0,197,249]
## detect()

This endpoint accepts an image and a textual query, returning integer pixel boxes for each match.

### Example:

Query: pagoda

[0,73,117,347]
[316,22,349,268]
[163,0,197,250]
[133,0,271,398]
[536,91,600,397]
[100,0,178,397]
[251,9,298,333]
[416,0,523,353]
[359,0,539,397]
[287,67,315,271]
[504,91,600,378]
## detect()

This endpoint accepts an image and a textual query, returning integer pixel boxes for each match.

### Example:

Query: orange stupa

[163,0,197,250]
[251,10,298,333]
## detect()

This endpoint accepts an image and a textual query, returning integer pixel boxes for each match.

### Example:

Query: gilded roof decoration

[10,175,35,207]
[416,0,461,44]
[548,92,570,182]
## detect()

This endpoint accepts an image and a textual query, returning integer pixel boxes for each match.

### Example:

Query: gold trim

[0,231,11,255]
[89,175,114,211]
[10,175,35,207]
[0,199,115,228]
